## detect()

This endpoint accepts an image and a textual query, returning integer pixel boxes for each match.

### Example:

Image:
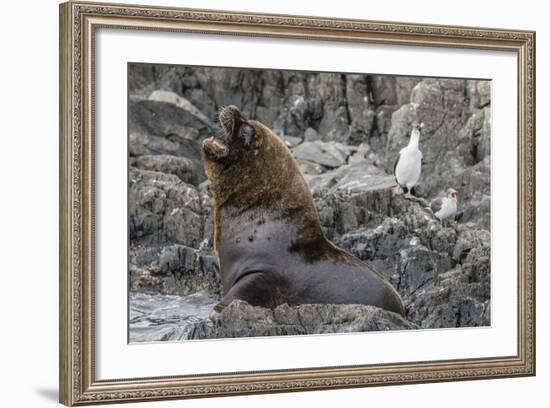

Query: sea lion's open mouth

[202,135,229,159]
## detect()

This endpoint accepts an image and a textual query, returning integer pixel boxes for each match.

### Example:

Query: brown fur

[202,106,404,316]
[204,119,325,259]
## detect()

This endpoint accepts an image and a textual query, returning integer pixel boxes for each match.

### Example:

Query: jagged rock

[476,81,491,108]
[406,264,490,328]
[159,244,195,274]
[458,107,491,164]
[282,135,303,147]
[348,142,371,165]
[297,160,326,175]
[375,104,398,137]
[130,243,221,296]
[187,300,419,339]
[130,154,204,186]
[304,127,321,142]
[292,141,357,168]
[346,75,375,143]
[148,90,214,127]
[129,99,215,146]
[308,162,393,196]
[369,76,396,106]
[395,77,423,106]
[192,67,263,119]
[128,167,209,248]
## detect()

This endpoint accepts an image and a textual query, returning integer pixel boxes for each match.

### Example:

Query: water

[129,291,217,343]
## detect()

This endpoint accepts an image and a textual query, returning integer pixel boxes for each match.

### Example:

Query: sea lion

[202,105,405,319]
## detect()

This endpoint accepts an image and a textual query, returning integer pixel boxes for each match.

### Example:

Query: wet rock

[187,300,418,339]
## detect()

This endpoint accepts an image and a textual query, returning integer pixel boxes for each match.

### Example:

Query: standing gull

[393,122,423,198]
[428,188,458,226]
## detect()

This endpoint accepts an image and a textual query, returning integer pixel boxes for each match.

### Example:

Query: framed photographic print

[59,1,536,405]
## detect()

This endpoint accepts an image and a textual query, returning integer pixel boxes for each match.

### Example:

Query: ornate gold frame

[59,1,536,405]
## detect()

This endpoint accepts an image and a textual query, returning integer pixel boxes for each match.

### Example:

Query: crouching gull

[393,122,423,198]
[428,188,458,226]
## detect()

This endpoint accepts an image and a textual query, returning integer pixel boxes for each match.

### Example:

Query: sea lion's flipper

[209,271,285,320]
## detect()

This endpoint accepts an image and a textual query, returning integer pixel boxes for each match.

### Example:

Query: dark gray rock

[130,242,221,296]
[406,265,490,328]
[128,167,209,248]
[458,107,491,164]
[370,75,397,106]
[375,104,399,138]
[310,167,395,237]
[129,99,215,146]
[130,154,205,186]
[346,74,375,143]
[148,90,213,126]
[187,300,418,339]
[395,77,423,106]
[333,193,490,329]
[159,244,195,274]
[192,67,263,119]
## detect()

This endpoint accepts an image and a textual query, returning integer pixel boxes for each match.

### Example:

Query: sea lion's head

[202,105,263,164]
[201,105,315,215]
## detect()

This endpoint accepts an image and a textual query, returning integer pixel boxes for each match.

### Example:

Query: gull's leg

[392,185,404,197]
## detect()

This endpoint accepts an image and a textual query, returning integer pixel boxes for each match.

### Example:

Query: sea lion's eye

[239,124,255,147]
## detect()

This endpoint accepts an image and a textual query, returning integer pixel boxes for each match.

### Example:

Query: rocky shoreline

[128,64,491,339]
[187,300,419,340]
